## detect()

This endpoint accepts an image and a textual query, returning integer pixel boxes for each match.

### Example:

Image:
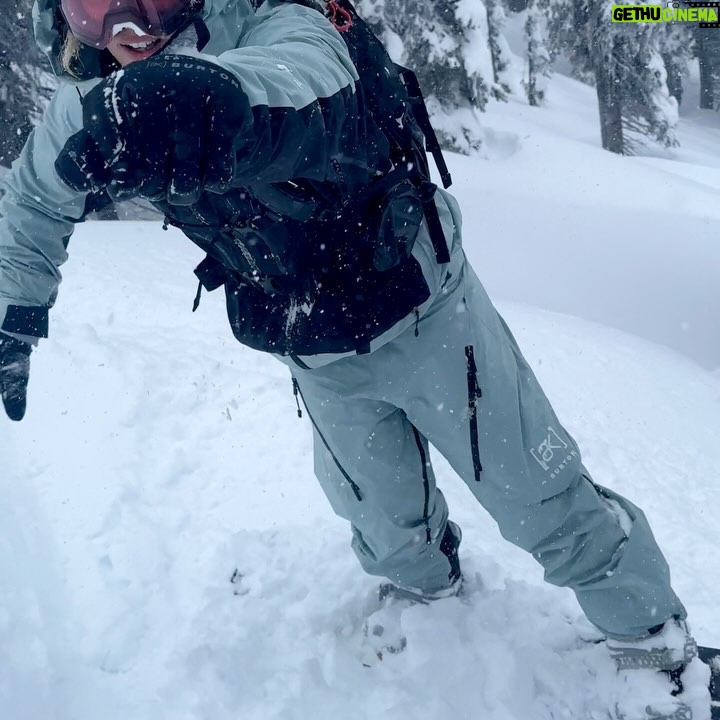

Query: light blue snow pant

[287,193,686,640]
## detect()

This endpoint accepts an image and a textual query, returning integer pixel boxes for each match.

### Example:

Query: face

[105,28,173,66]
[60,0,191,61]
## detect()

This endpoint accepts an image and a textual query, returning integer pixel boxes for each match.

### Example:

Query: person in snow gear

[0,0,711,717]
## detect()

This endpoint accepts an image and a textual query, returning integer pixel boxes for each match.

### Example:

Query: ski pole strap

[398,66,452,190]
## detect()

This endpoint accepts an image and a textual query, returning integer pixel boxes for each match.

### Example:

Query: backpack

[272,0,452,267]
[187,0,455,354]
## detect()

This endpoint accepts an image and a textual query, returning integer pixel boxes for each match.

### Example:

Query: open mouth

[122,38,163,53]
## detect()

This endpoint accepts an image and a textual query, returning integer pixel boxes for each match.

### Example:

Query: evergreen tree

[619,32,677,151]
[524,0,551,106]
[546,0,678,154]
[540,0,595,88]
[660,23,693,107]
[485,0,512,100]
[358,0,487,109]
[695,25,720,109]
[0,0,46,168]
[357,0,510,152]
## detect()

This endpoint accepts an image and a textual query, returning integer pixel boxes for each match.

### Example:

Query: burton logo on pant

[530,426,577,478]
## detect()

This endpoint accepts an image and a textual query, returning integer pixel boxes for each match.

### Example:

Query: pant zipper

[464,345,483,482]
[291,378,363,501]
[411,425,433,544]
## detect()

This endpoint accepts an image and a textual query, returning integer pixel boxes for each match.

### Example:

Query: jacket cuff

[1,304,49,338]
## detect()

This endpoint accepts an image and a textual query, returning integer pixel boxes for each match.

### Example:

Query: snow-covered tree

[357,0,487,107]
[695,25,720,109]
[619,34,678,151]
[659,22,693,106]
[524,0,551,106]
[546,0,678,154]
[0,0,46,168]
[357,0,513,153]
[541,0,593,82]
[485,0,512,100]
[643,2,703,110]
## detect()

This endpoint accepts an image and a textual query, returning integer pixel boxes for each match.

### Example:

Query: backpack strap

[256,0,452,266]
[319,0,452,264]
[417,180,450,264]
[397,66,452,190]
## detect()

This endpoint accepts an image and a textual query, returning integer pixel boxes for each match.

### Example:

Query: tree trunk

[594,61,624,154]
[485,0,509,100]
[697,32,715,109]
[661,53,683,106]
[527,39,539,107]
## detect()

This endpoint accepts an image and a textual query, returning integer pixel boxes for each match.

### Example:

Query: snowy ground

[3,66,720,720]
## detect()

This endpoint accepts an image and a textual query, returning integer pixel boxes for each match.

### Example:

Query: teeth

[126,40,155,49]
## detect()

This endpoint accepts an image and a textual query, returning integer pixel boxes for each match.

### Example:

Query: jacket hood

[32,0,109,81]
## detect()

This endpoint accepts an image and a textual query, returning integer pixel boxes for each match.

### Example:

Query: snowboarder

[0,0,711,717]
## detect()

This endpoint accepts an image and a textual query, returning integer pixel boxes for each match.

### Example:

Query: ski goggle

[59,0,193,49]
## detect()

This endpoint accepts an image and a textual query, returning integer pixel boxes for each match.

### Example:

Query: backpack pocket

[370,179,425,272]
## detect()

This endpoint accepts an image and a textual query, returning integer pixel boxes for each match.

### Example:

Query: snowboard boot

[607,617,711,720]
[361,521,463,661]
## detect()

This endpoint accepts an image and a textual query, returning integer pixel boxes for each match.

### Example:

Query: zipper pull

[292,378,303,418]
[192,280,203,312]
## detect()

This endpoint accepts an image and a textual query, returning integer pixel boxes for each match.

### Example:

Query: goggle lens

[59,0,192,49]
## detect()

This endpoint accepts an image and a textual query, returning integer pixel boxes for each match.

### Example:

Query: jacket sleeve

[0,83,92,341]
[206,0,364,186]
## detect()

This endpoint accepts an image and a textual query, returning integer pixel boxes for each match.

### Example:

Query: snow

[445,70,720,371]
[3,64,720,720]
[111,22,148,39]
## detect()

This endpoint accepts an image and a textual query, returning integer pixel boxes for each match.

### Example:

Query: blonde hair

[60,33,83,76]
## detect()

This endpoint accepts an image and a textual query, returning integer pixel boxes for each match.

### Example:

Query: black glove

[0,333,32,421]
[55,55,248,205]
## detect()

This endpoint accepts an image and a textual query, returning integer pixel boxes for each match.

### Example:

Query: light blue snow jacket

[0,0,360,343]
